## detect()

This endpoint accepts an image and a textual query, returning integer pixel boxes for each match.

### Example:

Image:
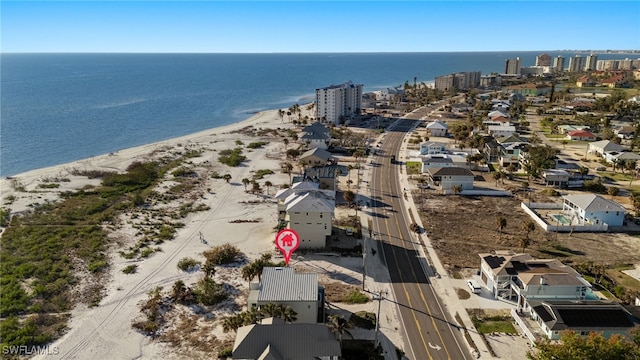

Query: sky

[2,1,639,53]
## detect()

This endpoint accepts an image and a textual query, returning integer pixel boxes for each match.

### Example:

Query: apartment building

[504,57,521,75]
[315,81,363,125]
[568,55,585,73]
[535,53,551,67]
[584,54,598,71]
[434,71,481,91]
[553,56,565,73]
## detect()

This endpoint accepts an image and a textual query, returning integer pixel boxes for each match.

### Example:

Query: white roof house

[488,125,517,137]
[425,120,448,137]
[488,110,510,119]
[588,140,625,156]
[604,151,640,164]
[563,194,626,227]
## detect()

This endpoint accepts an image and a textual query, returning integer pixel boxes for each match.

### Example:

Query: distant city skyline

[2,1,639,53]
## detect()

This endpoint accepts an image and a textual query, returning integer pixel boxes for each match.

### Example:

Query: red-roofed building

[602,75,625,88]
[576,76,595,88]
[566,130,597,141]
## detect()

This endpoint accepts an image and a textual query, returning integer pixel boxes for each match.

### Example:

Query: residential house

[421,154,470,173]
[542,169,570,188]
[303,165,339,191]
[426,167,474,193]
[588,140,625,157]
[557,125,590,134]
[576,76,595,87]
[499,142,527,169]
[614,126,636,140]
[419,141,447,155]
[301,122,331,149]
[488,125,517,138]
[451,103,472,116]
[566,130,596,141]
[488,110,510,119]
[425,120,448,137]
[275,182,335,248]
[484,139,502,163]
[247,267,324,323]
[492,102,510,111]
[479,251,592,313]
[562,194,626,227]
[233,320,341,360]
[528,300,638,340]
[604,151,640,165]
[483,116,512,127]
[300,147,336,167]
[602,75,625,88]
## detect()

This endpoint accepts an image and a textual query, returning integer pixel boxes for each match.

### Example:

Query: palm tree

[241,263,258,284]
[523,220,535,242]
[343,190,355,207]
[241,178,250,192]
[282,306,297,323]
[327,315,353,345]
[223,174,232,183]
[282,163,293,185]
[203,258,216,279]
[496,216,507,241]
[452,184,463,195]
[277,109,285,124]
[264,181,273,195]
[493,171,502,186]
[519,237,531,254]
[283,138,289,149]
[251,180,261,194]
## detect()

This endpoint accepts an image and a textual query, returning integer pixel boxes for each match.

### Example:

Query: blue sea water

[0,52,635,176]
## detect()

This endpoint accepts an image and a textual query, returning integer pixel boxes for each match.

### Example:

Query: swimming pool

[552,214,570,225]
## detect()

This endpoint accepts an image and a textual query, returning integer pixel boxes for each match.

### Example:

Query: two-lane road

[369,119,469,360]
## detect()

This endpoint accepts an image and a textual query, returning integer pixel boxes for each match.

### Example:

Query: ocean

[0,52,635,177]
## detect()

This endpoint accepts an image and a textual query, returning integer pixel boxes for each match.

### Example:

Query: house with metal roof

[479,251,592,313]
[419,141,447,155]
[542,169,570,188]
[232,318,340,359]
[425,120,448,137]
[562,194,626,226]
[488,125,517,138]
[283,191,334,249]
[426,167,474,193]
[604,151,640,165]
[566,129,596,141]
[528,300,639,340]
[300,122,331,149]
[300,147,336,167]
[247,267,324,324]
[588,140,625,157]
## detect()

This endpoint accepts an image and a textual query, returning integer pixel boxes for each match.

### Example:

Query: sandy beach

[1,105,348,359]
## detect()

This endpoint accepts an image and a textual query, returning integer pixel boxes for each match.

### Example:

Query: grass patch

[252,169,275,180]
[405,161,422,175]
[122,264,138,274]
[343,290,370,304]
[470,313,517,334]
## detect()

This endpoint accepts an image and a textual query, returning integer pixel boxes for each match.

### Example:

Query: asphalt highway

[369,118,470,360]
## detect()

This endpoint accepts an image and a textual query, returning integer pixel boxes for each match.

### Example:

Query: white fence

[521,202,609,232]
[511,308,538,344]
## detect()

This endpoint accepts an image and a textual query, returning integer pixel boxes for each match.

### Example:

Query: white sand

[2,105,409,360]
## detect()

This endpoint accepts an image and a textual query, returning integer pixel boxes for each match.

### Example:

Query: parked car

[596,166,606,171]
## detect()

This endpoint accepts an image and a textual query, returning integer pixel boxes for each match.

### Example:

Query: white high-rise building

[554,56,565,73]
[568,56,585,73]
[585,54,598,71]
[505,57,521,75]
[315,81,363,125]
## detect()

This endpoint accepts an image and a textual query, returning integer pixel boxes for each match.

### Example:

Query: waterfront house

[247,267,324,323]
[542,169,570,188]
[419,141,447,155]
[233,318,341,360]
[303,165,339,191]
[300,147,336,167]
[301,122,331,149]
[562,194,626,227]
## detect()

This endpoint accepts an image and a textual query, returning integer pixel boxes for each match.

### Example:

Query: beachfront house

[300,147,336,167]
[233,319,341,360]
[426,167,474,193]
[425,120,448,137]
[479,251,592,313]
[232,318,340,360]
[274,182,335,248]
[302,165,339,191]
[247,267,324,324]
[562,194,626,227]
[301,122,331,149]
[542,169,570,188]
[528,300,638,341]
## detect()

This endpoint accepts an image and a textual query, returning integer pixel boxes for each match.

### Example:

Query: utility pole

[373,289,388,347]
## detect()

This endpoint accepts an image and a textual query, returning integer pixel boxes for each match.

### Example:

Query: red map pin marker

[275,229,300,265]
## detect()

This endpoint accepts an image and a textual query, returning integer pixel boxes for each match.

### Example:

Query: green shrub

[122,264,138,274]
[88,260,109,273]
[171,166,197,178]
[0,207,10,227]
[195,277,227,306]
[38,183,60,189]
[157,225,176,240]
[218,347,233,358]
[247,141,269,149]
[203,243,244,265]
[344,290,369,304]
[253,169,275,179]
[177,257,201,272]
[218,148,247,167]
[139,247,155,259]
